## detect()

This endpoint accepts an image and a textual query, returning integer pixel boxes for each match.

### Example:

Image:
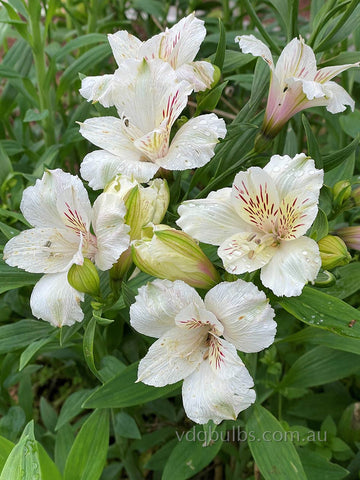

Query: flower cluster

[7,15,360,424]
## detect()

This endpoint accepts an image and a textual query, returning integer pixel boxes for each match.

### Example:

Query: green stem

[314,0,358,52]
[87,0,99,33]
[28,4,55,147]
[241,0,281,54]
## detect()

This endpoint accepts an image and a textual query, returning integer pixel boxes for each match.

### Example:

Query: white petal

[21,169,92,230]
[175,61,215,92]
[177,188,252,246]
[264,153,323,200]
[182,341,255,424]
[133,122,170,162]
[218,231,277,274]
[277,190,320,240]
[275,37,317,86]
[323,81,355,113]
[137,326,204,387]
[314,62,360,83]
[80,150,158,190]
[112,59,192,133]
[287,77,325,100]
[92,193,130,270]
[3,228,82,273]
[141,13,206,67]
[236,34,274,70]
[107,30,142,66]
[79,74,115,106]
[130,278,203,338]
[231,167,279,232]
[159,114,226,170]
[30,273,84,327]
[260,236,321,296]
[175,302,223,335]
[204,280,276,353]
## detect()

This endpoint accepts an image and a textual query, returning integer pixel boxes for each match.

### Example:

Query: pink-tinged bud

[131,225,220,289]
[318,235,351,270]
[336,227,360,251]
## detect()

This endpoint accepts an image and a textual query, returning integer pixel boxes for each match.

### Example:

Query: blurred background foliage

[0,0,360,479]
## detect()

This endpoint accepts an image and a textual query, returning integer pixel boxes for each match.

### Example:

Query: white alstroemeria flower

[3,169,130,327]
[79,59,226,189]
[236,35,360,141]
[80,13,214,106]
[177,154,324,297]
[130,278,276,424]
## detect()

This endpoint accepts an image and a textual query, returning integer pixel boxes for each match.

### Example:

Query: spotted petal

[204,280,276,353]
[79,74,114,106]
[182,340,255,424]
[107,30,142,66]
[177,188,253,246]
[175,61,214,92]
[130,279,203,338]
[260,236,321,296]
[30,273,84,327]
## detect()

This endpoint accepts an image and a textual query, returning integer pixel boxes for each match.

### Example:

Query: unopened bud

[68,258,100,296]
[351,185,360,207]
[336,226,360,251]
[132,225,220,289]
[318,235,351,270]
[333,180,352,209]
[210,64,221,88]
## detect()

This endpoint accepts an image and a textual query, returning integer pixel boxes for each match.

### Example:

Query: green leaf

[56,390,93,431]
[0,319,55,355]
[0,260,41,294]
[83,315,102,381]
[23,108,49,122]
[0,142,13,187]
[213,19,226,70]
[132,0,165,17]
[40,397,57,432]
[297,448,349,480]
[19,333,57,371]
[113,412,141,440]
[322,137,359,172]
[0,221,20,240]
[317,263,360,299]
[302,114,322,168]
[280,346,360,389]
[0,436,14,472]
[64,409,109,480]
[279,286,360,338]
[195,81,228,114]
[162,424,225,480]
[340,111,360,138]
[308,208,328,241]
[82,362,180,409]
[246,404,307,480]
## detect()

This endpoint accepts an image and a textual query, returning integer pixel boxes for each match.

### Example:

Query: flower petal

[30,273,84,327]
[231,167,279,232]
[79,74,115,106]
[80,150,158,189]
[175,302,223,335]
[264,153,323,200]
[130,279,203,338]
[21,169,92,230]
[204,280,276,353]
[235,34,274,70]
[323,81,355,113]
[287,77,325,100]
[3,227,82,274]
[277,190,320,239]
[158,114,226,170]
[260,236,321,296]
[275,37,317,86]
[182,341,255,424]
[218,231,277,274]
[177,188,253,246]
[140,13,206,67]
[92,193,130,270]
[137,326,204,387]
[107,30,142,66]
[175,61,215,92]
[314,62,360,83]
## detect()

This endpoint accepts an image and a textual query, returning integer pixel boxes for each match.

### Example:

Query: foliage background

[0,0,360,479]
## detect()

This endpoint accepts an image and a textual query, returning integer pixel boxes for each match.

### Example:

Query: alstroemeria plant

[130,278,276,424]
[79,59,226,188]
[236,35,359,145]
[80,12,215,106]
[178,154,323,297]
[3,169,130,327]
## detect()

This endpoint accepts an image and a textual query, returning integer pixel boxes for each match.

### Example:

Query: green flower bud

[210,64,221,88]
[318,235,351,270]
[68,258,100,296]
[132,225,221,289]
[104,174,170,240]
[351,185,360,207]
[332,180,352,209]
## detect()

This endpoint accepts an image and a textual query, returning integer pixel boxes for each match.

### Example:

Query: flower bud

[105,175,170,240]
[351,185,360,207]
[336,226,360,251]
[318,235,351,270]
[210,64,221,88]
[132,225,220,289]
[332,180,352,209]
[68,258,100,296]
